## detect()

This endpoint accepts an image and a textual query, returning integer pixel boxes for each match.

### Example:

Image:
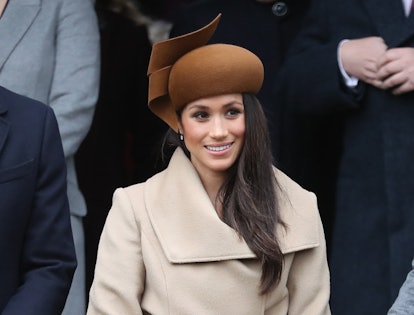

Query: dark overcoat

[0,86,76,314]
[277,0,414,314]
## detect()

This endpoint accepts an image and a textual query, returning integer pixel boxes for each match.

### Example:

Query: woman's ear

[177,118,183,133]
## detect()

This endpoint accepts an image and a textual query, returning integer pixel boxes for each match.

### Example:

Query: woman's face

[179,93,245,177]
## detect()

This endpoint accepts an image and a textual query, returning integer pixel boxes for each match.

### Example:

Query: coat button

[272,2,288,16]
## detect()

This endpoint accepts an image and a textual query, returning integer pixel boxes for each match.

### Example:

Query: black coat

[277,0,414,314]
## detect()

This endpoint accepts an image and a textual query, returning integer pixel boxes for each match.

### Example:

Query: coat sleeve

[2,107,77,315]
[49,0,100,158]
[388,258,414,315]
[285,207,331,315]
[87,188,145,315]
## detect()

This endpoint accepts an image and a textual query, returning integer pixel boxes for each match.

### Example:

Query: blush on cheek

[234,126,246,138]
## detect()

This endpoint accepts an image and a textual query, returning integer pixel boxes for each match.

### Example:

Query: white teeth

[206,144,231,151]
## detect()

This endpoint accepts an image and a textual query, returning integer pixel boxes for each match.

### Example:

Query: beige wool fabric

[87,149,331,314]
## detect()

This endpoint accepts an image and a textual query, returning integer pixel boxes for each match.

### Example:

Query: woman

[87,15,331,314]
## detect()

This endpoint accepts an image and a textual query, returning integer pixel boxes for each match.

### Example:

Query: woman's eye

[193,111,209,119]
[227,109,241,117]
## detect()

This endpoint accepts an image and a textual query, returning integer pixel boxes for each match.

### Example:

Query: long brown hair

[162,93,284,294]
[219,93,284,294]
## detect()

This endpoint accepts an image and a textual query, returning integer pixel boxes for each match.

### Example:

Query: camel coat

[88,148,331,315]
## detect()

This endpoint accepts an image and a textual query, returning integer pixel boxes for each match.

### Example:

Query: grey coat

[0,0,100,216]
[389,258,414,315]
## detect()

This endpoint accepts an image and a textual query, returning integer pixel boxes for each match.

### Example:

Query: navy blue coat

[0,86,76,314]
[277,0,414,314]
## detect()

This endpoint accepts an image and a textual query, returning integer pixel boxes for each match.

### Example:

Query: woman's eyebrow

[187,100,243,110]
[186,104,209,110]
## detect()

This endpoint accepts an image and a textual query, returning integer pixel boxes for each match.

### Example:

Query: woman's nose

[210,117,228,138]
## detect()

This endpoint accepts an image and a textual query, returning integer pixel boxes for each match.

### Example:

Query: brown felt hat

[147,14,264,131]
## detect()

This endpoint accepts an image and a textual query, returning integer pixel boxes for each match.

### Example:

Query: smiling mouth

[205,143,232,152]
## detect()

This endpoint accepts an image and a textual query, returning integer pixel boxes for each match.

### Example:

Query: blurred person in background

[275,0,414,313]
[75,0,166,297]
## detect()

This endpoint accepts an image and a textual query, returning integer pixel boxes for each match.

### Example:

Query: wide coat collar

[0,0,41,70]
[143,148,320,264]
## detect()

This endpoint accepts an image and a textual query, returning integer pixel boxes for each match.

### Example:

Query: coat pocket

[0,159,34,183]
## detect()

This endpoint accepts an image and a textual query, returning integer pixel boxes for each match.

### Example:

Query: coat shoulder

[274,168,323,254]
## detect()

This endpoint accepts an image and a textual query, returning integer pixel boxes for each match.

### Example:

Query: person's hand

[376,47,414,94]
[340,37,387,86]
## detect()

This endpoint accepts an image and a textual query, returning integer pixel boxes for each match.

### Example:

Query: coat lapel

[363,0,414,47]
[399,9,414,46]
[0,0,40,70]
[0,88,10,156]
[145,148,256,263]
[145,149,320,264]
